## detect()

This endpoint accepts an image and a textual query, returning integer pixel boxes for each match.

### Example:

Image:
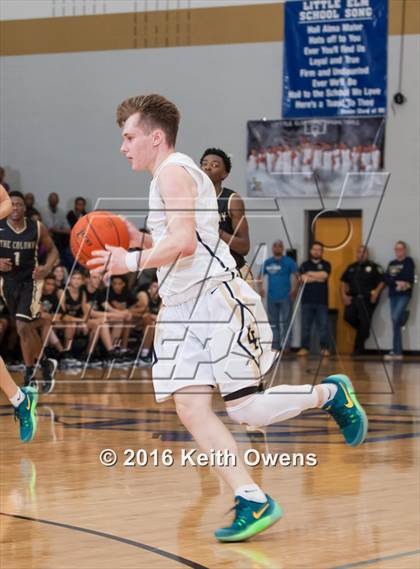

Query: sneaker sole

[325,374,368,447]
[215,502,283,543]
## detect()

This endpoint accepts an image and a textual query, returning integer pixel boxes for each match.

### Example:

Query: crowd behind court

[0,166,416,368]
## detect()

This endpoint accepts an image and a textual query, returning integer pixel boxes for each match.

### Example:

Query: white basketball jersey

[313,149,323,169]
[147,152,237,306]
[372,149,381,171]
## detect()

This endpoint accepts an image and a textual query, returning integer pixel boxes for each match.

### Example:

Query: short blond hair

[116,94,180,147]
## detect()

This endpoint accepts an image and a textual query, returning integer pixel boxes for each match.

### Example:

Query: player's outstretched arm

[0,185,12,220]
[32,223,60,280]
[88,165,197,277]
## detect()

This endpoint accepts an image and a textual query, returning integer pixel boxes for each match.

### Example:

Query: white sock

[227,384,321,428]
[141,349,149,358]
[10,388,25,408]
[317,383,338,407]
[235,484,267,503]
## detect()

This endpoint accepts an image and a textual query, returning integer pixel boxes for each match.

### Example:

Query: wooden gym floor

[1,356,419,569]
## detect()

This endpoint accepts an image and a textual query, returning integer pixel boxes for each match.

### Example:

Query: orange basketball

[70,211,130,268]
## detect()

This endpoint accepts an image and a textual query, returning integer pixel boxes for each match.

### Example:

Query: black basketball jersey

[217,187,246,270]
[0,218,40,281]
[64,287,84,317]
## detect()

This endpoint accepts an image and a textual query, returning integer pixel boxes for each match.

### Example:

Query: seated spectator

[59,270,88,364]
[258,240,298,353]
[102,276,135,351]
[82,272,121,362]
[53,264,69,290]
[67,196,88,228]
[341,246,384,355]
[43,192,71,268]
[24,193,41,221]
[131,280,161,364]
[36,275,64,357]
[384,241,416,360]
[0,167,10,193]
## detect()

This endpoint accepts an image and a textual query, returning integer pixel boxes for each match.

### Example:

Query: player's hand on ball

[120,217,143,248]
[88,245,128,278]
[120,217,152,250]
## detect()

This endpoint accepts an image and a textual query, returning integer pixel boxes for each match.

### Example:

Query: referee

[200,148,252,282]
[341,245,384,355]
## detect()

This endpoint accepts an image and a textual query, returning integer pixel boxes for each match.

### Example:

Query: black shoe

[137,354,153,367]
[24,366,36,388]
[41,358,57,394]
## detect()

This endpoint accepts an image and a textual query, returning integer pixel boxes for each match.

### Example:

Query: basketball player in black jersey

[0,191,59,392]
[200,148,252,282]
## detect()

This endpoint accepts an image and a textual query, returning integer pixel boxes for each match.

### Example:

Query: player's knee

[16,320,31,338]
[174,397,208,430]
[226,396,267,427]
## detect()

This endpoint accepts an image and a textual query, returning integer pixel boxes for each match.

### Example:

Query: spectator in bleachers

[384,241,416,360]
[258,240,298,352]
[132,279,161,364]
[37,275,64,357]
[43,192,71,268]
[59,270,88,365]
[298,241,331,357]
[53,264,69,290]
[82,272,121,363]
[0,167,10,193]
[67,196,88,228]
[24,193,42,221]
[102,276,135,351]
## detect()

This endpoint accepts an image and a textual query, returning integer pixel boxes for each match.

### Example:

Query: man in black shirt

[341,246,384,355]
[298,241,331,357]
[200,148,252,282]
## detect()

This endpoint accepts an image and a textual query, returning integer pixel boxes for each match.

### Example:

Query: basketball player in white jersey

[322,144,333,173]
[89,94,368,542]
[360,145,372,172]
[332,144,341,173]
[282,145,293,173]
[371,144,381,171]
[341,143,352,173]
[312,143,323,171]
[247,149,258,173]
[292,146,302,173]
[351,145,361,172]
[0,185,38,442]
[273,145,284,173]
[265,146,276,174]
[302,139,313,166]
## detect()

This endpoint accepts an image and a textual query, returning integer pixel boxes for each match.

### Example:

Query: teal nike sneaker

[322,374,368,447]
[215,495,283,543]
[14,386,38,443]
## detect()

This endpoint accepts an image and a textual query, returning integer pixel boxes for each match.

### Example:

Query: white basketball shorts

[152,277,275,403]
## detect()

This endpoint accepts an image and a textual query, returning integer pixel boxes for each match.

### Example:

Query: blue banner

[282,0,388,118]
